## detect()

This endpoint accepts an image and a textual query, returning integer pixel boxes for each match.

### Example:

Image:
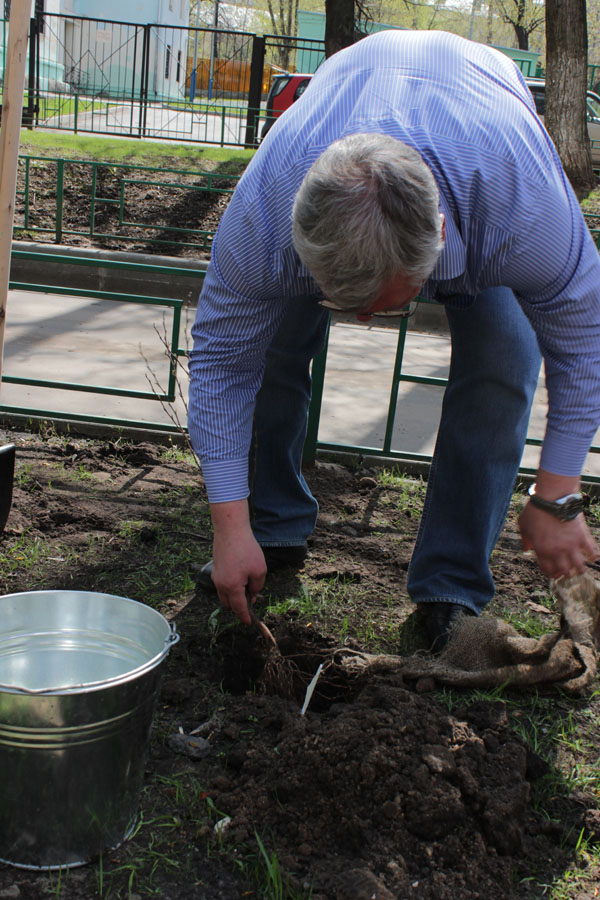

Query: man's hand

[518,469,599,579]
[210,499,266,624]
[519,503,598,578]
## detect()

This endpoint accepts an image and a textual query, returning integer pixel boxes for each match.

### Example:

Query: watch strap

[527,484,585,521]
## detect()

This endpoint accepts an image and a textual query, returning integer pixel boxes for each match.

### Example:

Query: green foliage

[254,832,313,900]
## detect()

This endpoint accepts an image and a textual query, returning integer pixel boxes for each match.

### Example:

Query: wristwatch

[527,483,585,521]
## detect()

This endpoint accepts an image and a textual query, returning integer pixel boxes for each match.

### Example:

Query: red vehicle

[261,72,313,139]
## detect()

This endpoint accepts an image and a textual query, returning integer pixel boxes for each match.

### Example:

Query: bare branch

[266,0,279,36]
[139,314,201,471]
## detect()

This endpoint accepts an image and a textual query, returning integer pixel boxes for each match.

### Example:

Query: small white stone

[213,816,231,837]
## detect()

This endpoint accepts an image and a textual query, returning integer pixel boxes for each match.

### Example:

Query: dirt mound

[191,680,532,899]
[0,430,598,898]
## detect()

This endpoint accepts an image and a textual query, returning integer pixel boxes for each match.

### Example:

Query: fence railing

[0,11,595,148]
[302,300,592,480]
[18,13,326,148]
[1,250,191,434]
[14,155,240,253]
[584,213,600,250]
[3,252,599,482]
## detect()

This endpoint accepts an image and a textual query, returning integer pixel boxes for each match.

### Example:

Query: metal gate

[24,12,326,148]
[30,14,147,136]
[263,32,325,76]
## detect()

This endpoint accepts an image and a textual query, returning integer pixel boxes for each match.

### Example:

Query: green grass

[254,831,313,900]
[502,604,556,639]
[90,770,311,900]
[0,529,50,577]
[433,682,600,895]
[263,578,345,621]
[159,444,199,467]
[540,844,600,899]
[160,96,249,112]
[0,456,209,608]
[38,96,109,118]
[18,128,256,171]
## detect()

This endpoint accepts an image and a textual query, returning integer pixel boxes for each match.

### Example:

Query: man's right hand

[210,499,266,624]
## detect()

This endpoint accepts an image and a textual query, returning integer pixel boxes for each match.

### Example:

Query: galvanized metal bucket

[0,590,180,869]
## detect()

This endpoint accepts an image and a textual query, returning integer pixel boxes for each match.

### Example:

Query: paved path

[2,288,599,479]
[44,102,252,146]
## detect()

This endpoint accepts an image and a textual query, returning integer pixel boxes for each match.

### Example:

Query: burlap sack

[337,572,600,695]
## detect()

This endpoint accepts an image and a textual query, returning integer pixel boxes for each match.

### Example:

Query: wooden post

[0,0,30,388]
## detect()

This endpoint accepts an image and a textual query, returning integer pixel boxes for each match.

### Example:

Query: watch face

[560,498,584,520]
[553,497,584,521]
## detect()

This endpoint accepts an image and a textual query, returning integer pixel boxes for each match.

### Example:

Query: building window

[176,49,181,82]
[165,45,171,80]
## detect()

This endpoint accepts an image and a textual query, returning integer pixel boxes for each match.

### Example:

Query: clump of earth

[0,431,598,899]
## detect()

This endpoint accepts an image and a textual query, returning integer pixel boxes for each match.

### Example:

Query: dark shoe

[418,602,475,653]
[194,545,307,591]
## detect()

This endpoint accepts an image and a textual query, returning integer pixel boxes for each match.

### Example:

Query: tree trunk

[545,0,596,197]
[324,0,355,58]
[514,23,529,50]
[486,2,494,44]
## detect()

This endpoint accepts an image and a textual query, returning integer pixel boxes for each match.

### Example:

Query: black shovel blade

[0,443,15,535]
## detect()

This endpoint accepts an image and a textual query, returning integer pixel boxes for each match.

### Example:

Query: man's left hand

[519,502,599,579]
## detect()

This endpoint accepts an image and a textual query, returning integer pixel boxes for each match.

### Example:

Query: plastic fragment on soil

[300,663,323,716]
[214,816,231,837]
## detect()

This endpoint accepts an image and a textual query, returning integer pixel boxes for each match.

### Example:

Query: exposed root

[250,607,303,699]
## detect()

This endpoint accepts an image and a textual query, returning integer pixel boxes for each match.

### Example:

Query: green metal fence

[3,252,599,482]
[15,155,240,253]
[22,14,325,149]
[302,299,596,480]
[584,214,600,250]
[1,250,190,434]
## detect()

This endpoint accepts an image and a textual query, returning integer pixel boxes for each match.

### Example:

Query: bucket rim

[0,589,180,695]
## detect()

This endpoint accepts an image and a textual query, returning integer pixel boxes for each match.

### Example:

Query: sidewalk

[2,287,599,480]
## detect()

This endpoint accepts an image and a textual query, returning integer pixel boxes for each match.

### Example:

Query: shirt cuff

[539,429,593,477]
[200,457,250,503]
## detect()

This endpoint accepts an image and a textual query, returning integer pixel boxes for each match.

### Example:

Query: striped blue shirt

[189,29,600,503]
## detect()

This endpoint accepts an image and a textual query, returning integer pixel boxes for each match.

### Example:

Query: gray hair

[292,133,443,310]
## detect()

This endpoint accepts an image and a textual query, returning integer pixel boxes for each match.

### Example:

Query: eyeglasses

[318,299,418,319]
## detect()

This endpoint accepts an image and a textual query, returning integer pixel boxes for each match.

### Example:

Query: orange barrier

[185,57,293,97]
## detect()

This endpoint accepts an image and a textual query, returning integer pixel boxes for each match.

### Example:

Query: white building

[23,0,190,98]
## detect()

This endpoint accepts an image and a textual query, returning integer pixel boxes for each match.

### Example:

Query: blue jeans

[249,294,330,547]
[407,287,541,614]
[249,287,541,614]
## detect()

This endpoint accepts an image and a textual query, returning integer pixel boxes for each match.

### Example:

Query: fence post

[139,24,150,138]
[244,34,265,149]
[55,159,64,244]
[303,319,330,465]
[24,18,37,128]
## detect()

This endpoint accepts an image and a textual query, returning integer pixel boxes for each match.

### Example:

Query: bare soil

[0,428,599,899]
[14,156,246,258]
